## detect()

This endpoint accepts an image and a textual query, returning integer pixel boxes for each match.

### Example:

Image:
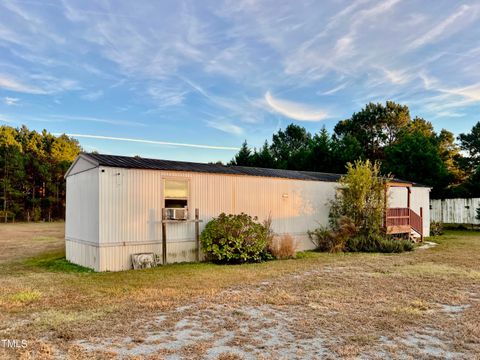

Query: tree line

[0,125,81,222]
[1,101,479,221]
[230,101,480,199]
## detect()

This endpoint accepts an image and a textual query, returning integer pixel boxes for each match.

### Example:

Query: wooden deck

[387,224,411,234]
[384,181,423,241]
[385,207,423,240]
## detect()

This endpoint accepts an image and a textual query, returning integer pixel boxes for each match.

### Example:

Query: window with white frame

[164,179,189,209]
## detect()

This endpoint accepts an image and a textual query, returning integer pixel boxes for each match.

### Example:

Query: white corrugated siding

[67,157,97,176]
[65,167,99,270]
[430,198,480,224]
[389,187,408,208]
[97,167,337,270]
[65,239,99,270]
[66,164,431,271]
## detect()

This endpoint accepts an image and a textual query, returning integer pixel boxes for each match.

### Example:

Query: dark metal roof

[82,152,343,182]
[81,152,423,186]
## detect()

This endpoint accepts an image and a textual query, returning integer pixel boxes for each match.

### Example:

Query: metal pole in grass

[195,208,200,262]
[420,207,423,242]
[162,208,167,265]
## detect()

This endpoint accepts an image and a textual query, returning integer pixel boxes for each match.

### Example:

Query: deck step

[409,230,422,243]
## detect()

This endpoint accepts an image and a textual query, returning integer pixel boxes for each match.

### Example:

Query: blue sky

[0,0,479,163]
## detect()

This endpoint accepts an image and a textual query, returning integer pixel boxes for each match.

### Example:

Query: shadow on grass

[19,247,414,276]
[23,252,93,273]
[19,250,322,275]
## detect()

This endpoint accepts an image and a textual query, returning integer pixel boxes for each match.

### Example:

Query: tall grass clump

[268,234,297,259]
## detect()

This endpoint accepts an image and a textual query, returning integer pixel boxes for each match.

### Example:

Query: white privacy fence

[430,198,480,224]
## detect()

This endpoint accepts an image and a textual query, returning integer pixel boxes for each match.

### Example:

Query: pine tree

[230,140,252,166]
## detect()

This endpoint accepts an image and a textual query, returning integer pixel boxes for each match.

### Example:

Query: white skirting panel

[67,233,315,272]
[97,234,315,271]
[98,241,198,271]
[66,238,100,271]
[165,241,199,264]
[293,234,315,252]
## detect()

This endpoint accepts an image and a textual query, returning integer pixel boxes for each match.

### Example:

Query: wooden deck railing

[409,209,423,235]
[386,207,423,237]
[386,208,410,227]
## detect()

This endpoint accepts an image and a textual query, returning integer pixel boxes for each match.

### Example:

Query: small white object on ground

[416,241,438,250]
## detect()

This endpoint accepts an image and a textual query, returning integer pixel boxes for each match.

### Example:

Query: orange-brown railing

[409,209,423,235]
[385,207,423,236]
[386,208,410,227]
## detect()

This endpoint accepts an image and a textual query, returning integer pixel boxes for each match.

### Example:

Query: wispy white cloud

[58,133,240,151]
[307,0,372,43]
[60,0,213,87]
[61,0,138,22]
[413,80,480,116]
[334,36,354,58]
[319,83,347,95]
[433,111,465,118]
[344,1,401,38]
[0,114,15,123]
[334,0,402,58]
[9,49,67,68]
[206,120,244,135]
[2,113,144,126]
[0,22,26,46]
[147,85,188,108]
[47,114,145,127]
[381,68,411,85]
[283,0,402,80]
[419,72,438,90]
[0,0,479,157]
[3,97,20,106]
[439,83,480,103]
[81,90,104,101]
[0,72,81,95]
[0,74,46,94]
[180,76,264,124]
[179,76,210,98]
[30,74,81,93]
[408,4,477,50]
[0,0,65,48]
[414,91,479,116]
[265,91,328,121]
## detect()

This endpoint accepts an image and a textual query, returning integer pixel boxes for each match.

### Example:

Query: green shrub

[329,160,389,238]
[308,216,357,253]
[308,225,334,252]
[377,238,413,252]
[430,221,444,236]
[201,213,271,263]
[309,160,414,254]
[346,235,413,253]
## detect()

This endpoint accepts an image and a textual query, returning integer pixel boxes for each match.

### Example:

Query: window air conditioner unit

[165,208,188,220]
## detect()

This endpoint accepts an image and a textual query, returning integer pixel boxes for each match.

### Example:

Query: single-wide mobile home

[65,153,431,271]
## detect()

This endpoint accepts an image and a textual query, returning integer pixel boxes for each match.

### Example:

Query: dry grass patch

[0,222,64,263]
[0,224,479,359]
[4,290,41,304]
[398,262,480,279]
[268,234,297,259]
